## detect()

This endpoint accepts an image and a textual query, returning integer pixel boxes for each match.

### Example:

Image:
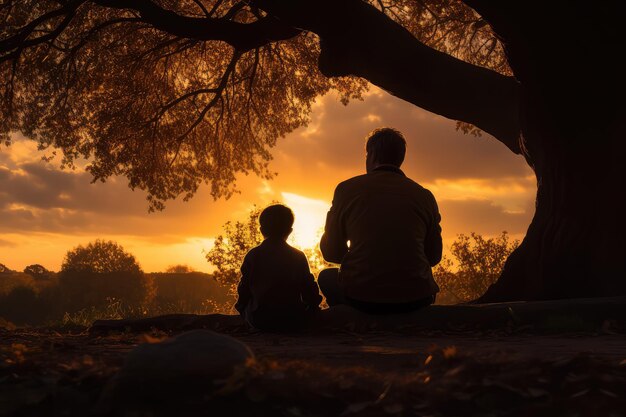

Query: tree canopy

[23,264,52,278]
[61,239,142,273]
[0,0,513,210]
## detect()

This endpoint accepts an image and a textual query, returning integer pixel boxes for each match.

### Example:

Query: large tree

[1,0,624,301]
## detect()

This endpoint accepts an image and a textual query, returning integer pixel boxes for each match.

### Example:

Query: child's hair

[259,204,294,239]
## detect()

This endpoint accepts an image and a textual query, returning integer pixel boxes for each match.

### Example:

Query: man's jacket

[320,166,442,303]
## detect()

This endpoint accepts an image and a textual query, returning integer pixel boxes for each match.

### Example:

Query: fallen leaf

[138,333,166,344]
[443,346,457,359]
[444,365,465,377]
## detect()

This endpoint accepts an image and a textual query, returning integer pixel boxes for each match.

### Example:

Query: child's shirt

[235,238,322,326]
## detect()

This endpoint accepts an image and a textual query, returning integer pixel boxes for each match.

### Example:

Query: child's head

[259,204,294,240]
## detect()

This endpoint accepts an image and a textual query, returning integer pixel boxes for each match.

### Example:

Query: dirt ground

[1,325,625,417]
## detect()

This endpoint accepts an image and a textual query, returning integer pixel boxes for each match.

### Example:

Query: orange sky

[0,87,535,272]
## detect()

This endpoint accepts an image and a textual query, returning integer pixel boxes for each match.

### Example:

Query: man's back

[321,166,442,303]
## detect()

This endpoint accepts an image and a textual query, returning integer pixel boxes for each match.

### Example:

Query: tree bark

[256,0,626,301]
[478,1,626,301]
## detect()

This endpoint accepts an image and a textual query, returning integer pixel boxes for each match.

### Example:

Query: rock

[98,330,254,409]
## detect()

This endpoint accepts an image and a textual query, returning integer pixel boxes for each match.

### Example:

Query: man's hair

[365,127,407,167]
[259,204,295,239]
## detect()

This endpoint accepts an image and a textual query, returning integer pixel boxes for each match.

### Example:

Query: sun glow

[281,192,329,250]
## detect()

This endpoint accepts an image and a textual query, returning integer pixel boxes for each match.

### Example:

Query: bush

[23,264,52,279]
[434,232,519,303]
[57,240,154,313]
[0,271,36,295]
[0,286,41,325]
[165,264,194,274]
[205,206,264,289]
[150,272,233,314]
[62,240,142,274]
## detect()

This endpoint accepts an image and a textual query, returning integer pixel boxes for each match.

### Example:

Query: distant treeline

[0,231,519,327]
[0,270,233,326]
[0,240,234,327]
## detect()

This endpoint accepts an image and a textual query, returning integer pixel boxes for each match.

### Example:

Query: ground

[1,301,625,416]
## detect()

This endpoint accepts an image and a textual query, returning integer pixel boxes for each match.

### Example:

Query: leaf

[138,333,167,344]
[444,365,465,377]
[443,346,457,359]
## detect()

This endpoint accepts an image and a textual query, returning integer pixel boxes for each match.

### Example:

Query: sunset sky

[0,86,535,273]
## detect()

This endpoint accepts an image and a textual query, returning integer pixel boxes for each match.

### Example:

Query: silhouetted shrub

[23,264,52,279]
[57,240,154,313]
[434,232,519,303]
[0,271,36,295]
[165,264,194,274]
[0,286,41,325]
[150,272,233,313]
[205,206,264,289]
[57,271,154,313]
[62,240,142,274]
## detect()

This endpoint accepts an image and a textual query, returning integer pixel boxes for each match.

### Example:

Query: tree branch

[92,0,301,51]
[0,0,83,58]
[254,0,521,153]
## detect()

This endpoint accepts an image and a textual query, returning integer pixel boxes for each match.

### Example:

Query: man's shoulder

[336,173,369,189]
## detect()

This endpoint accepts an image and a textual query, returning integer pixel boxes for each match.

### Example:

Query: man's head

[365,127,407,172]
[259,204,294,240]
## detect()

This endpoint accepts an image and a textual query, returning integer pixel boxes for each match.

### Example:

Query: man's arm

[425,193,443,266]
[234,254,252,315]
[320,185,349,264]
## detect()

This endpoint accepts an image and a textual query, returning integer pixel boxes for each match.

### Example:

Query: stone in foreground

[98,330,254,409]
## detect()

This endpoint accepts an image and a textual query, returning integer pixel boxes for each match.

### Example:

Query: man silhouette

[318,128,442,314]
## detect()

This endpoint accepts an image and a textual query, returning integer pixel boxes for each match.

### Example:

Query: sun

[281,192,330,250]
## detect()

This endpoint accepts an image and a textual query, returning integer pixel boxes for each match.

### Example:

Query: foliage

[0,0,504,210]
[205,205,264,289]
[61,240,142,274]
[434,232,519,303]
[0,263,12,273]
[57,271,155,313]
[0,286,39,325]
[57,240,153,313]
[165,264,194,274]
[0,271,36,295]
[370,0,509,74]
[150,271,233,313]
[0,0,367,210]
[23,264,52,279]
[303,243,334,274]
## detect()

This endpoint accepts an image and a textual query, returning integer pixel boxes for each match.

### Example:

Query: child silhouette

[235,204,322,331]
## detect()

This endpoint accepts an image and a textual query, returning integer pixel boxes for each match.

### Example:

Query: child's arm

[300,254,323,308]
[234,255,252,315]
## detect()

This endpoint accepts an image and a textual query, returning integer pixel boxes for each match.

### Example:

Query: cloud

[438,198,534,239]
[0,86,537,271]
[0,237,17,247]
[267,88,534,202]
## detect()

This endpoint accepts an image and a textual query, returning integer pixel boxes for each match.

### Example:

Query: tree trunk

[255,0,626,301]
[478,1,626,301]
